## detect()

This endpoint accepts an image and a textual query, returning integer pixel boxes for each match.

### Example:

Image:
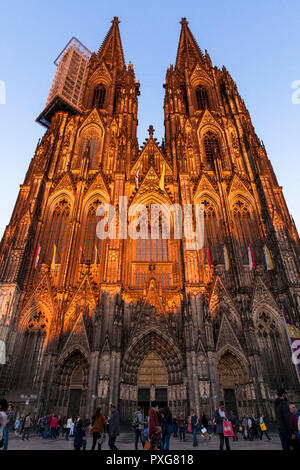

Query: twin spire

[97,16,126,70]
[97,17,205,71]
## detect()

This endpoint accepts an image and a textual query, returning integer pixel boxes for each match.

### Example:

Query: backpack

[132,412,140,429]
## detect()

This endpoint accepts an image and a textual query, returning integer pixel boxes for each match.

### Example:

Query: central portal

[137,352,168,416]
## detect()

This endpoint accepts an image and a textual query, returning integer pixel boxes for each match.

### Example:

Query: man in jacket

[214,401,231,451]
[275,388,296,450]
[108,404,120,451]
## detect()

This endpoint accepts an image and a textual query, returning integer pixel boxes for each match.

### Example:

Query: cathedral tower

[0,18,299,421]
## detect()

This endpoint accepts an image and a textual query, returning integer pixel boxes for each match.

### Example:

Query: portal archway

[218,348,251,417]
[120,330,185,420]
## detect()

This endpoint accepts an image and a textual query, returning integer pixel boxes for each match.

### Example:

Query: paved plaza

[5,430,282,451]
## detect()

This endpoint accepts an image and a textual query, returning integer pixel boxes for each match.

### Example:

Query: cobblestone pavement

[5,431,282,450]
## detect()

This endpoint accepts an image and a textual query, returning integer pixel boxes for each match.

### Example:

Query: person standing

[173,415,178,438]
[161,406,173,450]
[275,388,295,450]
[178,412,186,442]
[132,406,144,450]
[50,414,58,439]
[22,413,32,441]
[148,401,162,450]
[90,407,106,450]
[0,399,8,448]
[65,416,73,440]
[228,411,237,442]
[215,401,231,451]
[74,420,86,451]
[258,413,271,441]
[3,404,14,450]
[190,409,198,447]
[108,404,120,451]
[14,415,20,437]
[290,404,300,450]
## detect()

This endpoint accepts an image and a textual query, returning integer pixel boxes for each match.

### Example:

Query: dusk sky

[0,0,299,237]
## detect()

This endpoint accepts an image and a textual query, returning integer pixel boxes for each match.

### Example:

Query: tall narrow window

[135,210,169,262]
[180,85,189,113]
[82,200,103,264]
[196,86,209,110]
[232,199,256,263]
[201,200,222,263]
[92,86,106,109]
[204,131,220,170]
[46,199,71,264]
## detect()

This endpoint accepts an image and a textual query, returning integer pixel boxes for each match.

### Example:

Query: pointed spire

[175,17,205,71]
[97,16,126,71]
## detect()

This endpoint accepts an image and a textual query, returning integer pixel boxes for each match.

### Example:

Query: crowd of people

[0,388,299,451]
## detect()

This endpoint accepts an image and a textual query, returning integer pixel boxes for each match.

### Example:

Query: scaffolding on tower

[36,37,92,127]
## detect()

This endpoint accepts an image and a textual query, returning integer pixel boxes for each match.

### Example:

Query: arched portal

[137,352,168,416]
[120,331,185,420]
[218,348,251,417]
[50,349,89,418]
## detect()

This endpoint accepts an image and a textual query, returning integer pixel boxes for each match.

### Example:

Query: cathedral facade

[0,18,299,421]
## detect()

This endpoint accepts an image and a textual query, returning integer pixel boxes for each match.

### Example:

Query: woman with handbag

[90,407,106,450]
[259,413,271,441]
[214,401,231,451]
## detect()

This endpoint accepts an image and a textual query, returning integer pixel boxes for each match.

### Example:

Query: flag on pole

[248,245,255,270]
[34,243,41,269]
[224,245,230,271]
[159,163,165,191]
[135,163,140,189]
[283,316,300,381]
[94,244,98,265]
[207,246,212,269]
[264,244,274,270]
[51,244,56,270]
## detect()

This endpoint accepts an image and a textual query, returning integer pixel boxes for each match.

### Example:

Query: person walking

[3,404,14,450]
[258,413,271,441]
[22,413,32,441]
[275,388,296,450]
[65,416,73,440]
[0,399,8,448]
[90,407,106,450]
[190,409,198,447]
[214,401,231,451]
[14,416,21,437]
[173,415,178,438]
[108,404,120,451]
[148,401,162,450]
[132,406,144,450]
[74,420,86,451]
[290,404,300,450]
[161,406,173,450]
[50,414,58,439]
[178,412,186,442]
[228,411,238,442]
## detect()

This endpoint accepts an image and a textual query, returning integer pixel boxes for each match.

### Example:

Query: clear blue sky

[0,0,299,238]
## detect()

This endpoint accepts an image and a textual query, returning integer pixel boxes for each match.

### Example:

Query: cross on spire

[147,125,155,137]
[180,17,189,26]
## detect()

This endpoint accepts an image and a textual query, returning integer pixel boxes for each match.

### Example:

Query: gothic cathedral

[0,18,299,421]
